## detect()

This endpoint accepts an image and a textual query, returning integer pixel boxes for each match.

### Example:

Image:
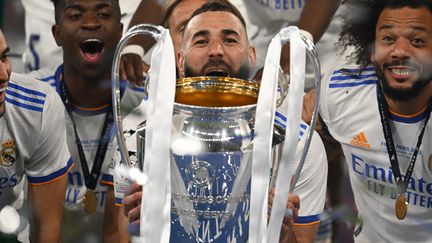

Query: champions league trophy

[112,24,321,243]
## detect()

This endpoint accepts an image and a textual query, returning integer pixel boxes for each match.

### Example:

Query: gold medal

[395,194,408,220]
[83,190,98,215]
[428,154,432,171]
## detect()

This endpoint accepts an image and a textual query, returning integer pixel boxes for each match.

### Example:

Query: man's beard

[374,62,431,102]
[184,58,251,80]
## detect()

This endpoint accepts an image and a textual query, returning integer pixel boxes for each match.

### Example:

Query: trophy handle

[291,33,321,191]
[111,24,163,168]
[277,32,321,191]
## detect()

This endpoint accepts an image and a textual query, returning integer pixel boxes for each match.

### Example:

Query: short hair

[183,0,247,33]
[339,0,432,68]
[161,0,184,28]
[51,0,121,23]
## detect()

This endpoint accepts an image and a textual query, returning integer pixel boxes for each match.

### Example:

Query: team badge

[0,139,17,167]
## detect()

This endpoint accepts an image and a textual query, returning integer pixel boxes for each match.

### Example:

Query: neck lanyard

[376,82,431,194]
[59,78,114,190]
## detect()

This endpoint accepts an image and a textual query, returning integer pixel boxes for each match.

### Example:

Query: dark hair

[51,0,121,23]
[339,0,432,67]
[183,0,247,32]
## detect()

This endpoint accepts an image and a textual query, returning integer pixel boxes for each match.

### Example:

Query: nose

[0,62,9,81]
[81,13,101,30]
[207,40,224,57]
[391,38,409,60]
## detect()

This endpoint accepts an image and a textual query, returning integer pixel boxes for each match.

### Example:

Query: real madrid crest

[0,139,17,166]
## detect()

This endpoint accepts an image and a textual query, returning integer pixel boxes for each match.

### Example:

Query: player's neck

[62,68,111,108]
[385,83,432,116]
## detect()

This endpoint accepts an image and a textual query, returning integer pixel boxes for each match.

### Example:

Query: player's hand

[302,89,324,135]
[120,53,150,86]
[252,67,264,83]
[122,182,142,225]
[268,189,300,242]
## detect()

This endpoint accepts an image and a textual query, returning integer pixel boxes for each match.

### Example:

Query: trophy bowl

[135,76,284,242]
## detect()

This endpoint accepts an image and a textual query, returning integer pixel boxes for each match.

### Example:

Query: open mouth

[205,70,229,77]
[387,66,415,82]
[79,39,104,62]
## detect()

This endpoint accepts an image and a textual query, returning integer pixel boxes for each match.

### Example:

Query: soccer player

[320,0,432,241]
[27,0,144,242]
[21,0,141,72]
[0,29,72,243]
[119,1,328,242]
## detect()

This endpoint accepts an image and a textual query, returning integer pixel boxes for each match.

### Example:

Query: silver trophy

[112,25,321,243]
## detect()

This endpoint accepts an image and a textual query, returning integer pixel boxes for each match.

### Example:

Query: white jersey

[320,64,432,242]
[0,73,72,240]
[112,108,327,241]
[28,65,145,241]
[230,0,346,90]
[21,0,141,71]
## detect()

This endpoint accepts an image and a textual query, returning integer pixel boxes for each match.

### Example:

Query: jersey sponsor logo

[351,153,432,209]
[0,139,17,167]
[350,132,371,149]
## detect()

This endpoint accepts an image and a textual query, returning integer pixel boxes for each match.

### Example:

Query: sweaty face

[372,6,432,101]
[167,0,207,60]
[178,11,256,80]
[0,32,11,117]
[52,0,123,78]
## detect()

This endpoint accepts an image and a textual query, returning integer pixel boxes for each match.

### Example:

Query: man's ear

[52,25,62,47]
[177,52,185,78]
[370,45,376,63]
[249,45,256,69]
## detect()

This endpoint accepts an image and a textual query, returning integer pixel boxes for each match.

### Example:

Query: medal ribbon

[376,82,431,194]
[57,69,113,191]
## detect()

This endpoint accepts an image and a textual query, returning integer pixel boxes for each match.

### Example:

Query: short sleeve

[25,87,73,185]
[292,129,328,225]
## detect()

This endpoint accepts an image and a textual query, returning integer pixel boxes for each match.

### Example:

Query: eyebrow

[221,29,240,37]
[191,30,210,40]
[0,46,10,57]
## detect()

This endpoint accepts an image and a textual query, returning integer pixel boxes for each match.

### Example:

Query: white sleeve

[292,130,328,224]
[25,87,73,185]
[318,68,333,127]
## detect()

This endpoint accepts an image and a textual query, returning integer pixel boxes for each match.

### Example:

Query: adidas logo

[351,132,371,149]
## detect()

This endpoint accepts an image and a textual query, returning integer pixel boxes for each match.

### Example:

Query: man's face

[167,0,207,58]
[52,0,123,78]
[0,31,11,116]
[372,6,432,101]
[178,11,256,80]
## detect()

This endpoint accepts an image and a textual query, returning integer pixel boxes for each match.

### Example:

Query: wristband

[299,29,314,43]
[121,44,145,59]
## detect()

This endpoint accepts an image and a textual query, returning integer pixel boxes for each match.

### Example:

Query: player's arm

[26,84,74,243]
[280,0,341,73]
[103,186,121,243]
[119,0,161,83]
[27,176,68,243]
[290,128,328,243]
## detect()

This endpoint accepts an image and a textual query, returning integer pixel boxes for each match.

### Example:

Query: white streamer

[249,26,306,243]
[140,27,176,243]
[249,30,281,243]
[266,27,306,242]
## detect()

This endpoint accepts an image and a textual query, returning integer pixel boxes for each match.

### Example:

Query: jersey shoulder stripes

[5,72,72,184]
